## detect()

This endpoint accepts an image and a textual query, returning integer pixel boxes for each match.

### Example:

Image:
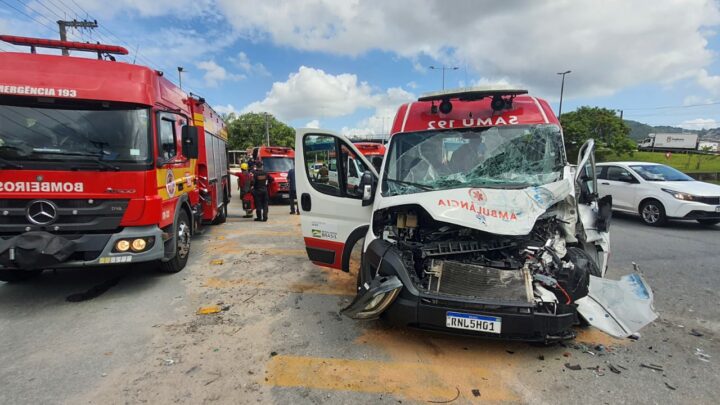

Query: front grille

[0,199,129,234]
[426,260,533,304]
[696,196,720,205]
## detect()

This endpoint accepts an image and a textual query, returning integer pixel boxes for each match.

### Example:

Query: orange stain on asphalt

[574,326,629,346]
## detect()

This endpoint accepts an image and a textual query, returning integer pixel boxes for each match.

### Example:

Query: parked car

[597,162,720,226]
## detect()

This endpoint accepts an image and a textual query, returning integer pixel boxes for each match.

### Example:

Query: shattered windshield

[382,125,565,196]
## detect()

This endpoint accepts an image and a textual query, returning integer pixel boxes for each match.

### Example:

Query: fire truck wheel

[213,202,228,225]
[160,210,191,273]
[0,269,42,283]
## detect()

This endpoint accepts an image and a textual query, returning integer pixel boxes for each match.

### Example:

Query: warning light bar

[0,35,128,59]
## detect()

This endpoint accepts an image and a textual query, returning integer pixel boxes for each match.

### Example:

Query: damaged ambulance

[295,87,656,342]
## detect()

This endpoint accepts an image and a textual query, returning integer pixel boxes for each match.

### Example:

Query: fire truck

[294,87,657,341]
[0,36,231,282]
[353,142,386,173]
[251,146,295,200]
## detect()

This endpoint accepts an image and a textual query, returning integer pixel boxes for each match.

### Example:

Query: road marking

[265,354,517,402]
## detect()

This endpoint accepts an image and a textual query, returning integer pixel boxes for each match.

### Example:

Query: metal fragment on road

[197,305,222,315]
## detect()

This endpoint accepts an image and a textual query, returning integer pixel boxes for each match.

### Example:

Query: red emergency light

[0,35,128,59]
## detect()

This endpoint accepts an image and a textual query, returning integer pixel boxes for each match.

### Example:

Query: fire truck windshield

[382,124,565,196]
[0,98,151,168]
[262,157,294,173]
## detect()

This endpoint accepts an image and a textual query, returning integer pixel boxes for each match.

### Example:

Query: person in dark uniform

[251,161,273,221]
[287,165,298,215]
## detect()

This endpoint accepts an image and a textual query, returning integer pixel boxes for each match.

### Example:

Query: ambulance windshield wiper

[36,150,121,171]
[387,178,434,191]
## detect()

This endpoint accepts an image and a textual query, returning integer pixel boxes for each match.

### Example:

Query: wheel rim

[642,204,660,223]
[176,220,191,259]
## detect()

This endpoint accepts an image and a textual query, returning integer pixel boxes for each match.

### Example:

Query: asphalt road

[0,201,718,404]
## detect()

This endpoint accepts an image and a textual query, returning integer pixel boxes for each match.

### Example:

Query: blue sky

[2,0,720,136]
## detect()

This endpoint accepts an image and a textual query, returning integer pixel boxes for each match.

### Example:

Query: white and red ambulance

[294,87,655,342]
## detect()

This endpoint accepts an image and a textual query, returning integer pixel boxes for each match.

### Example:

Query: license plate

[281,193,290,199]
[446,311,501,334]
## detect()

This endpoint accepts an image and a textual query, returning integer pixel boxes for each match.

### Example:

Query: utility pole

[429,65,459,90]
[556,70,571,117]
[264,113,270,146]
[57,19,98,56]
[177,67,185,89]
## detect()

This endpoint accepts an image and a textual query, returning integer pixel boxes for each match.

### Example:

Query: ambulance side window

[340,143,367,199]
[303,134,341,196]
[158,113,178,160]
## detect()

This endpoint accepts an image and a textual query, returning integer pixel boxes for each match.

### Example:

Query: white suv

[597,162,720,226]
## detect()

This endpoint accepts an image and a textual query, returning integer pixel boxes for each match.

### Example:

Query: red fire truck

[252,146,295,200]
[0,36,231,282]
[353,142,386,173]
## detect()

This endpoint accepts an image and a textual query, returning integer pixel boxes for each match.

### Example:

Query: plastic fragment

[564,363,582,371]
[210,259,224,265]
[197,305,221,315]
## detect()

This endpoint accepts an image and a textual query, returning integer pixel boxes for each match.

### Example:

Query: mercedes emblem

[26,200,58,225]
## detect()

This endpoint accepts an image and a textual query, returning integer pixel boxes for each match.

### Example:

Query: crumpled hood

[377,179,573,235]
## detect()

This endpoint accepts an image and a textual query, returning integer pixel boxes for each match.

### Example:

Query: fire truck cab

[252,146,295,200]
[0,36,230,281]
[295,87,656,341]
[353,142,386,173]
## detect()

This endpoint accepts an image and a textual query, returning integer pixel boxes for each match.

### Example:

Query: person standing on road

[251,161,273,222]
[237,163,255,218]
[288,165,299,215]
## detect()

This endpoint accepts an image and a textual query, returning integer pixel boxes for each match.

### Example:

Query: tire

[639,199,667,226]
[213,201,227,225]
[0,269,42,283]
[159,210,191,273]
[697,218,720,226]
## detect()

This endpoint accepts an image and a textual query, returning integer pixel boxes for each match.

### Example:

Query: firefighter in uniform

[237,163,254,218]
[251,161,273,221]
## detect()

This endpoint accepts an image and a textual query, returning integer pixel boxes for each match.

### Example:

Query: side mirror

[182,126,199,159]
[359,170,376,206]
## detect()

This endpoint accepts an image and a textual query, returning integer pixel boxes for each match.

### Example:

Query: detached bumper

[362,239,577,342]
[0,226,165,270]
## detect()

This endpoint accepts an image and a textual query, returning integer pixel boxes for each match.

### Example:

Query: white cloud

[229,52,271,76]
[196,60,245,87]
[242,66,376,119]
[304,119,321,128]
[678,118,720,130]
[214,104,238,115]
[217,0,720,98]
[406,81,418,89]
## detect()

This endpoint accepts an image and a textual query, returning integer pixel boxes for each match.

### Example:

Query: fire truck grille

[0,199,129,234]
[426,261,533,305]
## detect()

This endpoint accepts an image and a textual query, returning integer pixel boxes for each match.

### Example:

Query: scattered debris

[564,363,582,371]
[563,352,571,357]
[427,387,460,403]
[616,364,628,371]
[197,305,222,315]
[506,350,515,355]
[629,333,641,340]
[537,355,545,361]
[595,344,607,353]
[221,305,231,312]
[608,364,621,374]
[164,359,175,366]
[664,382,677,391]
[210,259,224,265]
[471,389,481,397]
[640,363,664,372]
[588,365,605,376]
[695,348,711,363]
[270,351,278,357]
[689,329,704,337]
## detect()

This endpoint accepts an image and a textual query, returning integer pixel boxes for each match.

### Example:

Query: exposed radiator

[427,260,533,304]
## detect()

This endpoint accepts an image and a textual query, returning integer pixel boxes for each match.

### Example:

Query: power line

[620,101,720,111]
[0,0,58,34]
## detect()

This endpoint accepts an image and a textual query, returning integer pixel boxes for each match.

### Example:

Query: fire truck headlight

[131,238,147,252]
[115,240,131,252]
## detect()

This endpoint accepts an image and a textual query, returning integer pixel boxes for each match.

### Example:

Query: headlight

[131,238,147,252]
[662,188,695,201]
[115,240,130,252]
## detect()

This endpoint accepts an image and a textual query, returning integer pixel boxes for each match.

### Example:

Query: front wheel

[213,201,227,224]
[697,218,720,226]
[0,269,42,283]
[159,210,191,273]
[639,199,667,226]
